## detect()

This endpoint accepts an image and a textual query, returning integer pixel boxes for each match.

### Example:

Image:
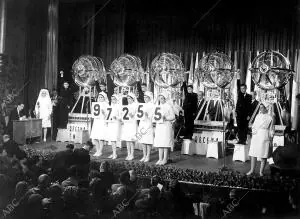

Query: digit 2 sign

[153,106,163,123]
[122,106,130,121]
[92,102,101,118]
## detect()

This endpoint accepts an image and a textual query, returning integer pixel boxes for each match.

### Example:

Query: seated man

[2,134,26,161]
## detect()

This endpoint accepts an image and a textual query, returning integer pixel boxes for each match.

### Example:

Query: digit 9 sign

[91,102,101,118]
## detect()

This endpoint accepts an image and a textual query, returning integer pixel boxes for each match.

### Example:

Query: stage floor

[25,140,271,175]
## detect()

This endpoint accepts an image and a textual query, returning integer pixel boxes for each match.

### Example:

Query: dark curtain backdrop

[58,0,299,97]
[24,0,48,111]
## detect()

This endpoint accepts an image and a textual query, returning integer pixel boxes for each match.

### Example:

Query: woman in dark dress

[59,82,73,128]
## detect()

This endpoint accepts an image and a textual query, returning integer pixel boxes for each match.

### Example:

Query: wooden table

[13,119,42,144]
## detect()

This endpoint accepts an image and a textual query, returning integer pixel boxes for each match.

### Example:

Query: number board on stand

[91,102,101,118]
[135,104,145,120]
[152,106,163,123]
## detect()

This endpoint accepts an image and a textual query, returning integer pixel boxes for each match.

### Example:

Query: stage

[24,140,271,175]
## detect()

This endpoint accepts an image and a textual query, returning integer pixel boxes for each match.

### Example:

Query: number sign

[106,107,113,120]
[135,104,145,120]
[92,102,101,118]
[152,106,163,123]
[122,106,130,121]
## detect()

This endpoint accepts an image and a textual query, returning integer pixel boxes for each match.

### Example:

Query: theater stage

[24,140,271,175]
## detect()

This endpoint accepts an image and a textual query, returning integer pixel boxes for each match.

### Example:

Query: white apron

[121,103,138,141]
[106,104,121,142]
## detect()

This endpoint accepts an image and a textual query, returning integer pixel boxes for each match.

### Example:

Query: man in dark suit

[50,144,75,182]
[235,84,252,144]
[250,91,259,118]
[73,141,94,179]
[7,102,25,138]
[182,82,198,139]
[196,91,206,120]
[59,82,73,128]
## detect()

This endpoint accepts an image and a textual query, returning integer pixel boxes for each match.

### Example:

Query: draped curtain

[44,0,58,91]
[24,0,48,110]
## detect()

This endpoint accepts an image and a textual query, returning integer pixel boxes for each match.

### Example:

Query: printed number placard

[92,102,101,118]
[152,106,163,123]
[106,107,113,120]
[135,104,145,120]
[122,106,132,121]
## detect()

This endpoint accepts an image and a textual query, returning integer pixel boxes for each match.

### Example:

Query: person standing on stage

[90,92,109,157]
[136,82,147,103]
[250,91,259,117]
[138,91,154,163]
[121,92,138,161]
[35,89,52,142]
[59,81,73,128]
[153,92,175,165]
[182,82,198,139]
[247,104,274,176]
[51,89,60,140]
[7,102,25,137]
[196,91,206,120]
[105,94,121,159]
[235,84,252,144]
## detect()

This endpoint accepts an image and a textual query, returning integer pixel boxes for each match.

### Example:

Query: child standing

[121,92,138,161]
[90,92,109,157]
[137,91,154,162]
[153,92,175,165]
[106,94,121,159]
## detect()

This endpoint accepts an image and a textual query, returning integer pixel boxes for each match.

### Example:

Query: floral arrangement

[23,148,297,192]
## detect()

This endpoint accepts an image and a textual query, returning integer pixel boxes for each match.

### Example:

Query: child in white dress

[106,94,121,159]
[153,92,175,165]
[121,92,138,161]
[138,91,154,162]
[35,89,52,142]
[90,92,109,157]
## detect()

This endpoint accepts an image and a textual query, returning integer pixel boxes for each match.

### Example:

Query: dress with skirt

[90,102,108,140]
[153,103,175,148]
[121,103,137,141]
[248,113,274,159]
[105,104,121,142]
[137,103,154,145]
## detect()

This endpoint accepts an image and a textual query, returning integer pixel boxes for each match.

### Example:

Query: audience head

[2,134,10,143]
[187,85,193,93]
[99,161,109,172]
[63,186,78,206]
[119,171,131,186]
[38,174,50,189]
[83,140,94,151]
[27,194,44,218]
[151,175,161,187]
[15,181,29,200]
[141,83,147,92]
[63,81,69,89]
[89,169,101,181]
[48,183,62,200]
[66,144,74,151]
[240,84,247,94]
[129,170,136,182]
